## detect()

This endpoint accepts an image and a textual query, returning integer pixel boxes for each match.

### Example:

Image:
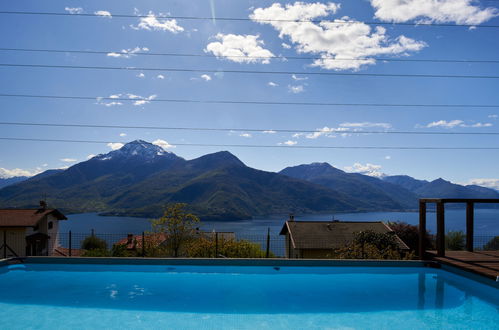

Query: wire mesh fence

[1,230,498,259]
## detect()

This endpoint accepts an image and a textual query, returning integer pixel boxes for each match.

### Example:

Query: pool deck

[427,251,499,281]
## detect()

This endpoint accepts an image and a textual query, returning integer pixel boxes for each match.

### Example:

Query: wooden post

[215,232,219,258]
[68,231,72,257]
[3,230,6,259]
[418,201,427,259]
[142,232,145,257]
[466,202,474,252]
[287,234,292,259]
[265,227,270,258]
[436,202,445,257]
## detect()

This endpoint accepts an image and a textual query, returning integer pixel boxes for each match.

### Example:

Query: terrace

[418,198,499,280]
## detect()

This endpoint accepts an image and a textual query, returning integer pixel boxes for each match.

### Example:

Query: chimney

[289,213,295,222]
[39,200,47,210]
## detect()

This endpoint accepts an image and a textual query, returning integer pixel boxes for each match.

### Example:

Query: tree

[483,236,499,250]
[387,221,434,252]
[332,230,413,260]
[445,231,465,251]
[151,203,200,257]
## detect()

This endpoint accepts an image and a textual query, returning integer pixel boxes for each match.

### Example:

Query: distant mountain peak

[94,140,177,162]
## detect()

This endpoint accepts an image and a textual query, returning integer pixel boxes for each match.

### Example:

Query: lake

[60,209,499,236]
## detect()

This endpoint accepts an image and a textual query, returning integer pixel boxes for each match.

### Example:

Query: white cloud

[268,81,279,87]
[157,74,165,79]
[262,130,277,134]
[291,74,308,81]
[466,178,499,191]
[282,43,292,49]
[65,7,83,14]
[152,139,175,149]
[86,154,96,160]
[205,33,275,64]
[288,85,304,94]
[136,72,145,78]
[131,11,184,33]
[60,158,77,163]
[370,0,498,25]
[106,47,149,58]
[102,101,123,107]
[201,74,212,81]
[424,119,493,128]
[107,143,124,150]
[489,114,498,119]
[279,140,298,146]
[385,155,391,160]
[250,2,426,71]
[119,133,127,137]
[240,133,252,138]
[95,10,112,18]
[344,162,385,178]
[305,126,349,139]
[340,122,392,129]
[0,167,42,178]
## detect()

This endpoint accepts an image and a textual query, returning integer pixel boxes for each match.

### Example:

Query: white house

[0,202,67,258]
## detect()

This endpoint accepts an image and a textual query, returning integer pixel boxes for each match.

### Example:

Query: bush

[483,236,499,250]
[387,221,434,251]
[81,235,108,250]
[445,231,465,250]
[331,230,414,260]
[186,237,274,258]
[81,248,111,257]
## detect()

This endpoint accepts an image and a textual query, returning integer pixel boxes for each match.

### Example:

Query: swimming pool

[0,261,497,329]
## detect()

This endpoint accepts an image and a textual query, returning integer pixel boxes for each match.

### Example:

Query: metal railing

[1,231,497,259]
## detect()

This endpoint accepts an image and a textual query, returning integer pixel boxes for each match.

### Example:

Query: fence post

[68,231,72,257]
[215,232,219,258]
[142,232,145,257]
[265,227,270,258]
[3,230,6,259]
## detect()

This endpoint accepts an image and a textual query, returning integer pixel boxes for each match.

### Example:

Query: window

[48,222,53,230]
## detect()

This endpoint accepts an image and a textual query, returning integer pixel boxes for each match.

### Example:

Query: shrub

[483,236,499,250]
[331,230,414,260]
[81,248,111,257]
[387,221,434,251]
[81,235,108,250]
[186,237,273,258]
[445,231,465,250]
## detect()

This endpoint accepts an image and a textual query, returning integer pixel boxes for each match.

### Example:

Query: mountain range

[0,140,497,220]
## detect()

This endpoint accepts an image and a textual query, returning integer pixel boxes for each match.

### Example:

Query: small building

[279,216,409,259]
[0,202,67,258]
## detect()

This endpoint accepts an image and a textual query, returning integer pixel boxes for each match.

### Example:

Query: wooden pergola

[419,198,499,258]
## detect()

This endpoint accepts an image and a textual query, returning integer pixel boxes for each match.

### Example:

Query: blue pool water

[0,264,497,329]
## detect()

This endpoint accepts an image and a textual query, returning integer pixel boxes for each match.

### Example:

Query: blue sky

[0,0,498,189]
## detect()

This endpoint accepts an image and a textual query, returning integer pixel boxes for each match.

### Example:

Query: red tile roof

[0,209,67,227]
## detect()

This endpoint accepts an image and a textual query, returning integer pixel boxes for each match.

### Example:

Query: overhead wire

[1,47,499,64]
[1,10,499,28]
[1,63,499,79]
[0,137,497,150]
[0,121,498,136]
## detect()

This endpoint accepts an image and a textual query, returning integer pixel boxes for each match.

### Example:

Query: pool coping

[2,257,497,288]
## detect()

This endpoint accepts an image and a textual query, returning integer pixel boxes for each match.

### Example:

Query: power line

[0,122,498,136]
[0,137,497,150]
[1,93,498,109]
[2,47,499,64]
[2,63,499,79]
[1,10,498,28]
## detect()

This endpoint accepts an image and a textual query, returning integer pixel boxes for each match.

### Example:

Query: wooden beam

[418,201,427,259]
[466,202,474,252]
[436,202,445,257]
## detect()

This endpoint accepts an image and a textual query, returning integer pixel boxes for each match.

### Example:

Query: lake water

[60,209,499,236]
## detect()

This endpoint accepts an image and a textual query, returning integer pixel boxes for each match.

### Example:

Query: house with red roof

[0,201,67,258]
